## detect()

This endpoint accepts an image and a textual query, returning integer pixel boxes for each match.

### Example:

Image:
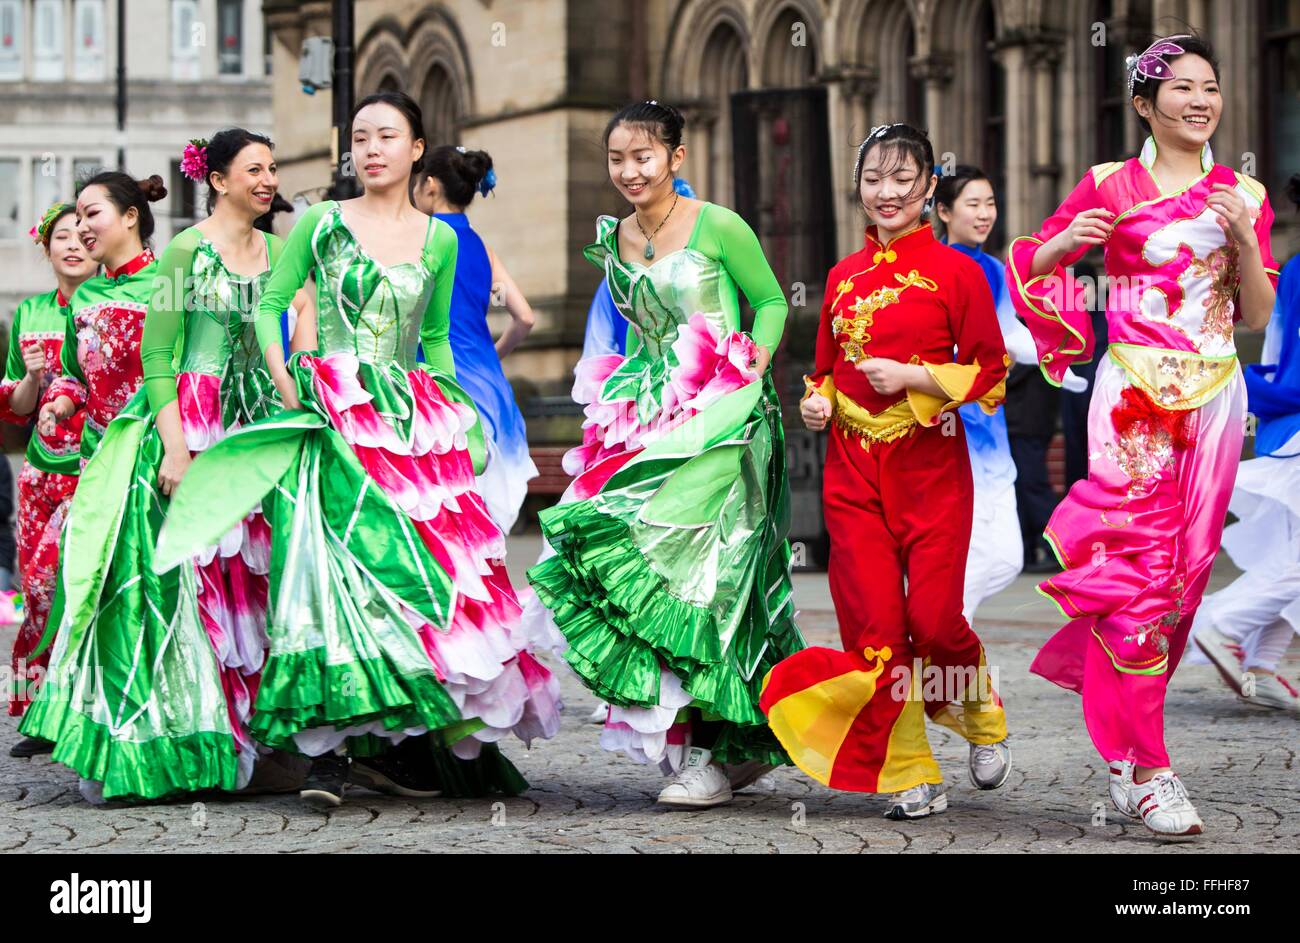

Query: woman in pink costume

[1006,35,1278,838]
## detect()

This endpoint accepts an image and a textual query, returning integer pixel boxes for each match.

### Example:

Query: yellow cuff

[803,374,835,404]
[905,359,1006,426]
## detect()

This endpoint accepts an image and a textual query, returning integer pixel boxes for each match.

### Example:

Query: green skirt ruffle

[529,376,804,765]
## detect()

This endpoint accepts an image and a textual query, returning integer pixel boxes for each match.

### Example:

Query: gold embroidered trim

[832,393,918,446]
[832,269,940,364]
[1107,344,1238,411]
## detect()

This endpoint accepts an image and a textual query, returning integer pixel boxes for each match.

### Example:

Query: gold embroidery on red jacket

[832,269,939,363]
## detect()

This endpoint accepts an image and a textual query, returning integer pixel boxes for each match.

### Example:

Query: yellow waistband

[1107,344,1238,411]
[832,393,918,446]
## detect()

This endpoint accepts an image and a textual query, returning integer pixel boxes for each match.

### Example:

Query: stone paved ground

[0,534,1295,853]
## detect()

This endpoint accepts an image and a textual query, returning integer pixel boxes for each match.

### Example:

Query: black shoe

[350,746,442,798]
[9,737,53,758]
[299,754,350,809]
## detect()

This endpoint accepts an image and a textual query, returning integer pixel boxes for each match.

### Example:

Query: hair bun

[138,174,168,203]
[459,149,492,185]
[1286,173,1300,210]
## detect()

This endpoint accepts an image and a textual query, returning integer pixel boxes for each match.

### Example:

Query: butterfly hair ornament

[1125,36,1190,98]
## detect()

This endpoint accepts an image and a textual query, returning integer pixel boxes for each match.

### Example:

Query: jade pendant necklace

[634,191,679,261]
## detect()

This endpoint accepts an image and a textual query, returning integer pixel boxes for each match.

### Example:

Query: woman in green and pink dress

[18,172,164,780]
[21,136,285,801]
[159,93,560,808]
[524,101,803,808]
[0,204,96,739]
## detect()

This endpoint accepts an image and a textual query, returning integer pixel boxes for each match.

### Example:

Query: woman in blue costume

[413,146,538,532]
[1188,174,1300,712]
[934,165,1086,621]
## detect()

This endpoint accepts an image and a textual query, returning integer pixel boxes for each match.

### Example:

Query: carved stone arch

[839,0,892,70]
[754,0,823,87]
[662,3,752,207]
[661,2,750,99]
[874,0,922,123]
[406,4,476,144]
[356,20,410,98]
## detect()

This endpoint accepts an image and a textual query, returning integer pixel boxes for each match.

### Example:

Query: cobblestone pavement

[1,535,1295,853]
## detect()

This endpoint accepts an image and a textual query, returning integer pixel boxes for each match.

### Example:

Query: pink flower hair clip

[181,138,210,183]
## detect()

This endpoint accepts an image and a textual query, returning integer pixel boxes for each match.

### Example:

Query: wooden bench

[528,446,574,496]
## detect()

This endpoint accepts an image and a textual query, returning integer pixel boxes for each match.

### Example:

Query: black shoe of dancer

[9,737,53,758]
[300,754,350,809]
[349,738,442,798]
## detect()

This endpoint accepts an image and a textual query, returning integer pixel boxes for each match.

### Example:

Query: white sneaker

[883,781,947,820]
[1194,626,1247,695]
[586,702,609,724]
[1241,672,1300,712]
[969,739,1012,790]
[656,747,733,808]
[1108,757,1138,819]
[1131,772,1204,838]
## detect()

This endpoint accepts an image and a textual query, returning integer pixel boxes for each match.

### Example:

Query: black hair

[852,123,936,206]
[1286,173,1300,212]
[81,170,167,245]
[38,204,77,250]
[602,100,685,155]
[934,164,992,211]
[1130,33,1220,136]
[417,146,494,207]
[350,90,427,176]
[204,127,275,214]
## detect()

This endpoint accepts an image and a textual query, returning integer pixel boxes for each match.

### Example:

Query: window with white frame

[0,159,20,240]
[218,0,242,75]
[0,0,24,81]
[33,0,64,80]
[73,0,106,81]
[172,0,200,81]
[33,155,62,220]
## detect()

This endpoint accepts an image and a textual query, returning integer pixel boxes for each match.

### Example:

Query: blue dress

[1246,255,1300,457]
[948,240,1024,618]
[949,242,1018,493]
[434,211,538,530]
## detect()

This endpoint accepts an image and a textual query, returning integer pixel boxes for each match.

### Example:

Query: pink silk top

[1007,139,1279,412]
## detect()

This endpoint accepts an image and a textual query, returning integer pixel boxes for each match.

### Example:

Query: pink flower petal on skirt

[177,372,225,452]
[572,354,626,403]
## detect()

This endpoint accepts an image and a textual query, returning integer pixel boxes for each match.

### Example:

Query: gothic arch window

[760,4,819,88]
[419,62,460,146]
[698,22,748,205]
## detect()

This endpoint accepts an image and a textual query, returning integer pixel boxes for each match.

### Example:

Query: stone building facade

[262,0,1299,404]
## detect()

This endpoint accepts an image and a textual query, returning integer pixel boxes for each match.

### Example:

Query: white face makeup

[75,184,134,264]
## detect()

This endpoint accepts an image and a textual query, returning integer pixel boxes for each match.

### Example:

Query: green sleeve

[3,299,29,383]
[59,291,85,383]
[417,217,460,377]
[254,201,330,354]
[140,228,201,414]
[697,204,788,352]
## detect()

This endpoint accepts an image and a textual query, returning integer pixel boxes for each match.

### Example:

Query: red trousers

[763,420,1006,792]
[10,463,77,715]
